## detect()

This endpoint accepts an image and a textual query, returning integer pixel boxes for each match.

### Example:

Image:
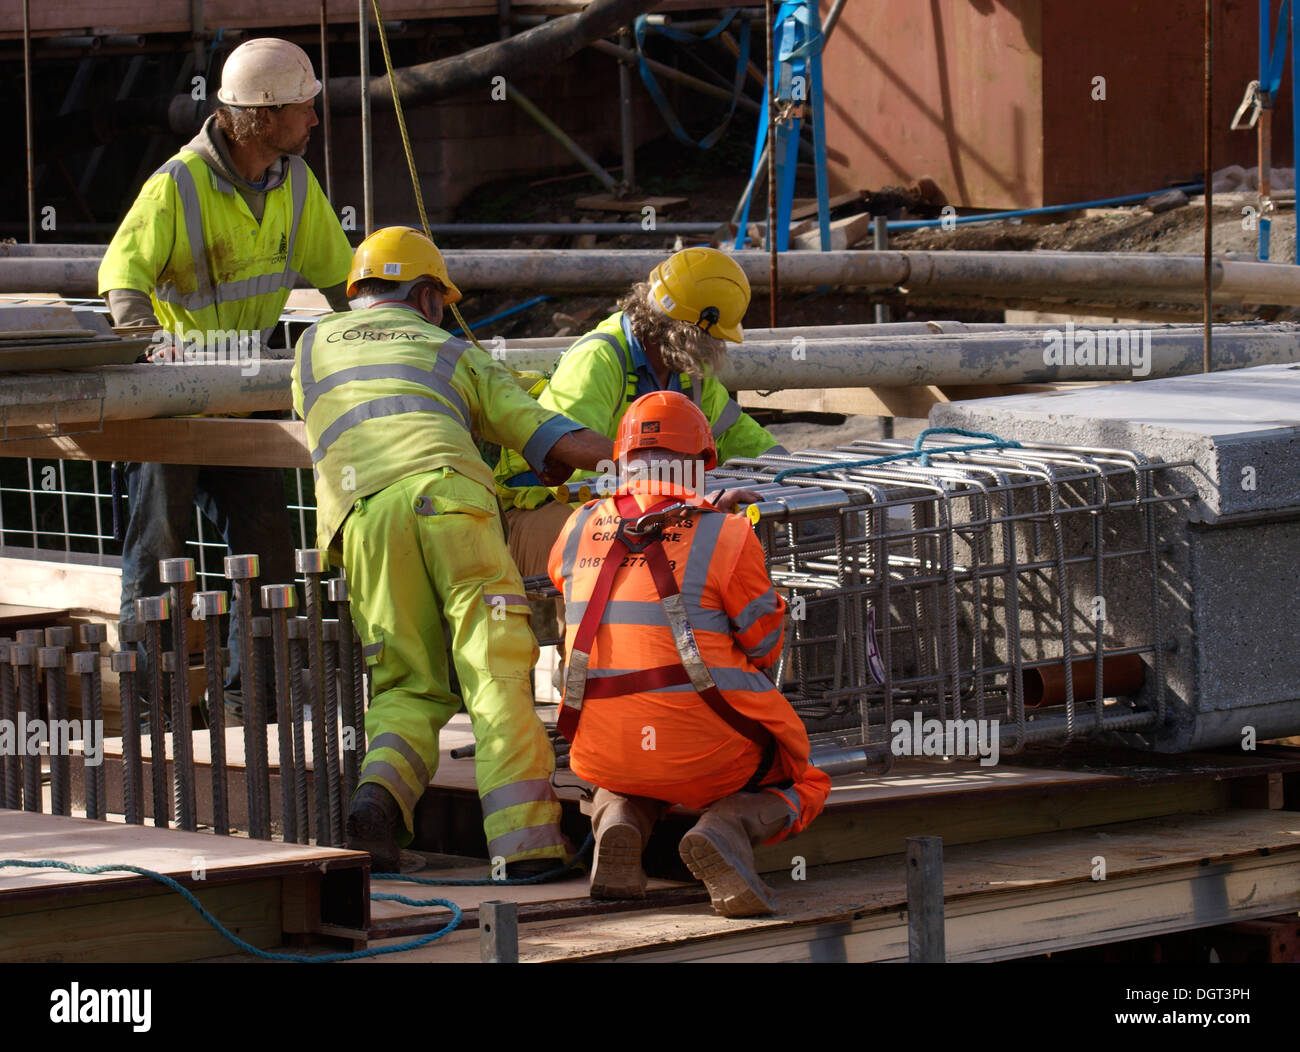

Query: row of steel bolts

[0,550,368,846]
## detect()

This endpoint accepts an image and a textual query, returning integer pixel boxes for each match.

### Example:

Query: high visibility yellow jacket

[293,304,583,549]
[495,312,777,510]
[99,146,352,341]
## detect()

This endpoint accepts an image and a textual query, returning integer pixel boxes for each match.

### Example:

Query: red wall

[821,0,1290,209]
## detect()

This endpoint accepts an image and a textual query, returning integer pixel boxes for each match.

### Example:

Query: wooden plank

[369,870,685,926]
[363,809,1300,963]
[0,878,284,963]
[0,810,368,961]
[574,194,688,213]
[0,603,72,626]
[791,212,875,251]
[0,418,311,468]
[790,191,866,222]
[0,810,365,900]
[737,383,1105,418]
[0,555,121,615]
[750,778,1230,871]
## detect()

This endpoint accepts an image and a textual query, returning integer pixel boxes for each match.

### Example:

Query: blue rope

[771,427,1023,484]
[0,832,596,961]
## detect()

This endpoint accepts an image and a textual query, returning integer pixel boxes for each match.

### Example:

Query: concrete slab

[933,362,1300,523]
[931,364,1300,750]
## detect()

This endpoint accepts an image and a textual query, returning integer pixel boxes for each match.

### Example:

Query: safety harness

[557,493,776,789]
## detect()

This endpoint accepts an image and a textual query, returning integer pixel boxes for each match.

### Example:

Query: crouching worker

[293,227,613,873]
[547,391,830,917]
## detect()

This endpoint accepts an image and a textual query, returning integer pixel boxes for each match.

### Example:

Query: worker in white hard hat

[99,37,354,727]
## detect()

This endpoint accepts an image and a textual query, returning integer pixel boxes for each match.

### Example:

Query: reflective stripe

[566,331,635,412]
[559,505,600,588]
[362,640,383,657]
[283,156,308,281]
[740,624,782,662]
[482,592,529,608]
[299,324,318,386]
[681,511,725,605]
[563,598,730,634]
[156,268,309,312]
[487,823,568,860]
[570,331,628,378]
[359,762,419,812]
[479,777,558,817]
[577,665,775,694]
[711,666,777,692]
[153,155,307,314]
[302,363,469,425]
[712,397,742,438]
[369,731,430,787]
[687,380,703,407]
[157,159,212,310]
[434,337,469,388]
[733,586,782,634]
[312,395,467,463]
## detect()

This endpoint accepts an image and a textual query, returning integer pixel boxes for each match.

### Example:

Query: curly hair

[215,105,276,147]
[619,281,727,379]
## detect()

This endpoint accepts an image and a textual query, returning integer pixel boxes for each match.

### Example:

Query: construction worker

[98,37,353,722]
[292,227,614,873]
[496,246,787,578]
[548,391,830,917]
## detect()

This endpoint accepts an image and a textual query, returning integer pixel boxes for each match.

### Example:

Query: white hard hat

[217,38,321,107]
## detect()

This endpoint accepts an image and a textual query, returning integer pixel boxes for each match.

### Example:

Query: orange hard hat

[614,391,717,470]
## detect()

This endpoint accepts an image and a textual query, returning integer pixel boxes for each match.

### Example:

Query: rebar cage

[700,438,1194,771]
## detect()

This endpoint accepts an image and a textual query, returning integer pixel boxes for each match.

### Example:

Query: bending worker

[98,37,353,722]
[497,246,786,577]
[292,227,613,873]
[548,391,829,917]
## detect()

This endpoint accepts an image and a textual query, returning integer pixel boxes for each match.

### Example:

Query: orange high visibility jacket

[547,480,830,841]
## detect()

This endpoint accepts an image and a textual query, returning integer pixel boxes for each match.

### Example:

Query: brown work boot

[588,788,662,900]
[346,782,403,873]
[678,791,791,918]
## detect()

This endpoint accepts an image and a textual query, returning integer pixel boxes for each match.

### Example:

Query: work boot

[588,788,662,900]
[346,783,403,873]
[678,791,791,918]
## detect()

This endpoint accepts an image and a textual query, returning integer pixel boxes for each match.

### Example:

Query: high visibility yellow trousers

[341,467,567,864]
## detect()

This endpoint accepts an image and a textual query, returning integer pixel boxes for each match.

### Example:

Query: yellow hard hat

[647,247,750,343]
[346,227,463,303]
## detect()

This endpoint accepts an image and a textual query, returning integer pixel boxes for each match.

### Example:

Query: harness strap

[557,494,776,783]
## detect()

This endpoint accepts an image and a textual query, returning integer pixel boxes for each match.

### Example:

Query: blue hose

[886,184,1204,232]
[447,295,550,337]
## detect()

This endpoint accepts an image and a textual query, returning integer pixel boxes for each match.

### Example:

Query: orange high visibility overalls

[547,481,830,840]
